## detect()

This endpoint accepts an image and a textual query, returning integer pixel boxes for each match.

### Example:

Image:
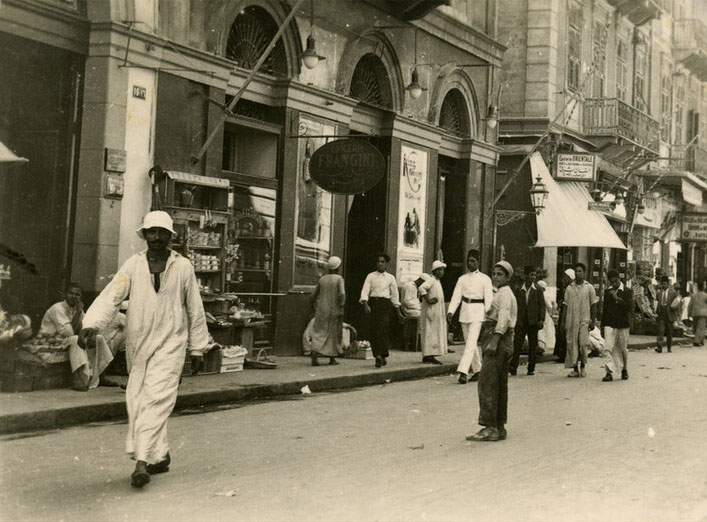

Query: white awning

[532,153,626,249]
[166,171,230,188]
[0,140,28,164]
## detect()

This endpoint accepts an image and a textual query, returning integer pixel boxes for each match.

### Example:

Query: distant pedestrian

[554,268,575,363]
[420,261,447,365]
[654,275,678,353]
[398,275,425,351]
[600,270,632,382]
[448,249,493,384]
[536,279,556,355]
[310,256,346,367]
[360,253,400,368]
[466,260,517,442]
[78,211,208,488]
[563,263,598,377]
[688,281,707,346]
[509,266,545,376]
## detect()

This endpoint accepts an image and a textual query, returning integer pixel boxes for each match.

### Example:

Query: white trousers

[603,326,629,374]
[456,321,483,375]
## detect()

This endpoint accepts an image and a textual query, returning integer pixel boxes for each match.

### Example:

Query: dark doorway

[0,34,82,324]
[438,168,467,299]
[344,139,389,332]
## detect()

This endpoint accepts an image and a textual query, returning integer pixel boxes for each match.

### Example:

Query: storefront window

[293,116,335,287]
[226,184,277,314]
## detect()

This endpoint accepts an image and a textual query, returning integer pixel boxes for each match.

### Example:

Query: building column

[71,53,128,294]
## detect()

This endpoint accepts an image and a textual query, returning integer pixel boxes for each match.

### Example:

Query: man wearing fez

[601,269,632,381]
[509,266,546,376]
[448,249,494,384]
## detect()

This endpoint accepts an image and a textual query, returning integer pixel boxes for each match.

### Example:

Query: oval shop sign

[309,139,386,194]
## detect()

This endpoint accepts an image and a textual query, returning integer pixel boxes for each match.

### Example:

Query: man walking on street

[360,253,400,368]
[563,263,598,377]
[419,261,447,365]
[448,249,493,384]
[655,275,678,353]
[78,211,209,489]
[688,281,707,346]
[601,270,632,382]
[467,260,517,442]
[509,266,545,376]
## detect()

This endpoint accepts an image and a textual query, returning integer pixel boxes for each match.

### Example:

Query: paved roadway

[1,347,706,522]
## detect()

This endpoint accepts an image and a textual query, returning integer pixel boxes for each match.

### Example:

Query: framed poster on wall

[397,145,428,282]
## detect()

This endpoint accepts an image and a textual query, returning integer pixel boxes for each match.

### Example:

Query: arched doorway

[344,53,395,330]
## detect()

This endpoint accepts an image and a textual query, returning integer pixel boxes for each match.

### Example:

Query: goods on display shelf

[18,333,69,364]
[343,340,373,360]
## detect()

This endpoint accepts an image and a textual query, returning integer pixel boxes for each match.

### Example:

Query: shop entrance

[437,167,468,299]
[343,139,388,332]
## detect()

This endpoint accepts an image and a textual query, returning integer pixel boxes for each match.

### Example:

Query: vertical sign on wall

[397,145,427,282]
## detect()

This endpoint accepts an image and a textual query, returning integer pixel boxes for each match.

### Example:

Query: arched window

[439,89,470,137]
[349,53,394,109]
[226,5,287,76]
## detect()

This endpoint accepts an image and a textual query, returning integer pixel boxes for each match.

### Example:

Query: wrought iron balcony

[673,19,707,81]
[584,98,660,153]
[670,143,707,177]
[604,0,662,26]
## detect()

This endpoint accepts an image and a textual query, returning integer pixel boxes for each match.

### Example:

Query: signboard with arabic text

[681,213,707,241]
[555,153,596,181]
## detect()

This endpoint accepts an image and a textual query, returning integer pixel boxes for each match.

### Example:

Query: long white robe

[83,250,208,464]
[419,277,447,357]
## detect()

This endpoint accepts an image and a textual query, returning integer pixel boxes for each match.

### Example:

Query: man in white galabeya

[79,210,208,489]
[447,249,494,384]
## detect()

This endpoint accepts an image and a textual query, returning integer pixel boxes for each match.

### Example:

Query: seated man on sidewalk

[39,283,119,390]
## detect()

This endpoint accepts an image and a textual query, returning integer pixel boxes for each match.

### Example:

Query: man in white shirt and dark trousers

[360,253,401,368]
[447,249,494,384]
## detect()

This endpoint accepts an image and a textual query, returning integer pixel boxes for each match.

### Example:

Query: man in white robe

[79,211,208,488]
[420,261,447,364]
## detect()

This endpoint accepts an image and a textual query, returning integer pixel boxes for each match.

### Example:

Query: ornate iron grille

[349,54,393,109]
[226,6,287,76]
[439,89,470,137]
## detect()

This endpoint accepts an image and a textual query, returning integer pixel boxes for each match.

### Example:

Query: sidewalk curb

[0,363,458,435]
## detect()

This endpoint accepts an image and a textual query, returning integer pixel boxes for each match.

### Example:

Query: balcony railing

[605,0,662,26]
[670,143,707,176]
[673,19,707,80]
[584,98,660,153]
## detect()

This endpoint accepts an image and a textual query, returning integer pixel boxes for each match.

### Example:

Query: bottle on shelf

[263,252,271,271]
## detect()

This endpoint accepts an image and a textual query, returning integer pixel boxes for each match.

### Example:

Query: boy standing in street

[601,270,632,381]
[563,263,598,377]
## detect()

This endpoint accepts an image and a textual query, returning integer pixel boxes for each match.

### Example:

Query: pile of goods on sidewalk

[341,324,373,360]
[220,345,248,373]
[3,333,72,392]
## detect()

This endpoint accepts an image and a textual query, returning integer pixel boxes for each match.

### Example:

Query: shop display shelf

[188,245,221,250]
[195,269,220,273]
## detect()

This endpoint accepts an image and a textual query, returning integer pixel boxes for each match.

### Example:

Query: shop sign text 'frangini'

[309,138,386,194]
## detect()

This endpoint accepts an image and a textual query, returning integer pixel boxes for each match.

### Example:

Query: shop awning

[531,153,626,249]
[166,171,230,189]
[0,140,28,164]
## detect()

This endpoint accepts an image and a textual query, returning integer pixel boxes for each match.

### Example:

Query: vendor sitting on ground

[39,283,121,390]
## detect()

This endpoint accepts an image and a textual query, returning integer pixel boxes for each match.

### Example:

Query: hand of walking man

[190,354,204,375]
[446,312,453,324]
[362,302,371,314]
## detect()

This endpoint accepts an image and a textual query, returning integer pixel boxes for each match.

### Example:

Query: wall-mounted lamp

[406,67,425,99]
[302,0,326,69]
[529,175,549,214]
[485,104,499,130]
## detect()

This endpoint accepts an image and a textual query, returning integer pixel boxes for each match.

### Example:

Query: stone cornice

[1,0,89,54]
[412,11,505,66]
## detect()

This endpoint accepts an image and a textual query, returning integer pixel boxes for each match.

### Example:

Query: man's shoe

[621,369,629,380]
[527,370,535,376]
[567,370,580,378]
[469,372,480,382]
[498,428,507,440]
[447,348,455,353]
[579,366,587,378]
[509,368,517,376]
[329,359,340,365]
[429,357,442,365]
[457,373,468,384]
[381,357,387,366]
[655,347,663,353]
[466,427,500,442]
[131,469,150,488]
[311,357,320,367]
[146,453,171,475]
[375,357,382,368]
[602,373,613,382]
[667,347,672,353]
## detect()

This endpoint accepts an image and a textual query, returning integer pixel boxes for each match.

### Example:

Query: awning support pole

[191,0,307,164]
